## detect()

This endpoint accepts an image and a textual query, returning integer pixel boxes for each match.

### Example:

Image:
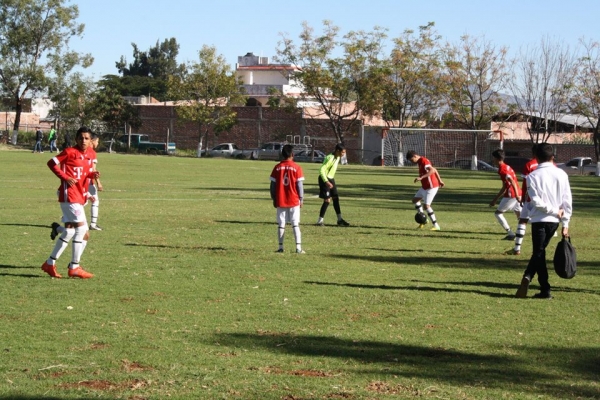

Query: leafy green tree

[441,35,511,130]
[47,71,96,133]
[277,21,388,144]
[90,84,141,146]
[167,45,245,157]
[0,0,92,132]
[383,22,444,127]
[570,38,600,166]
[113,38,185,100]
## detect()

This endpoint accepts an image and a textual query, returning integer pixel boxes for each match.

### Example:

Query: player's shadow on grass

[0,264,43,278]
[210,333,599,399]
[0,223,53,229]
[304,280,514,298]
[125,243,227,251]
[327,253,523,271]
[411,279,600,296]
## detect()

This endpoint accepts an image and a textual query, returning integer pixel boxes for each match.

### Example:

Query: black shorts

[318,177,338,199]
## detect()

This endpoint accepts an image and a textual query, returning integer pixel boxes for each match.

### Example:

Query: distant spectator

[33,127,43,153]
[48,127,58,153]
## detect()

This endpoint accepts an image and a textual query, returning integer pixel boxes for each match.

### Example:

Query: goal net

[381,128,494,169]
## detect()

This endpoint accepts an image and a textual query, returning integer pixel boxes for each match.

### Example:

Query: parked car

[116,134,176,155]
[444,159,498,172]
[240,142,312,160]
[201,143,240,158]
[556,157,597,175]
[293,149,326,163]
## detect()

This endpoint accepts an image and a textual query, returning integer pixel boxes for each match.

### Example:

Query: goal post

[381,128,494,170]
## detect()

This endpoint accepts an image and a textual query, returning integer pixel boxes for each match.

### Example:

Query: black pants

[524,222,559,294]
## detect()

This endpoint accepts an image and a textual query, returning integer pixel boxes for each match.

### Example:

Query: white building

[236,52,302,106]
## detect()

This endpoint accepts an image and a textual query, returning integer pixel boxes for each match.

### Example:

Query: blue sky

[70,0,599,78]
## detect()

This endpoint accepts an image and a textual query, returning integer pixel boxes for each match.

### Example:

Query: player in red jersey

[407,150,444,231]
[41,127,99,279]
[489,149,522,241]
[509,144,539,255]
[270,144,305,253]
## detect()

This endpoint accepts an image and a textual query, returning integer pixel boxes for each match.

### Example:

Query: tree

[114,38,185,100]
[441,35,511,130]
[90,83,141,145]
[508,36,576,143]
[167,45,245,157]
[570,38,600,166]
[47,71,96,133]
[382,22,444,127]
[0,0,92,132]
[277,21,388,144]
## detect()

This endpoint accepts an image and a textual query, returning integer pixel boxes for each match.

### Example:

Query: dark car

[444,159,498,172]
[294,149,326,163]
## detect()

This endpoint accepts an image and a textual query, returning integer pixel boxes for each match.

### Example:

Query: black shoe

[275,249,284,253]
[337,219,350,226]
[515,276,530,298]
[50,222,60,240]
[532,292,552,299]
[315,222,324,226]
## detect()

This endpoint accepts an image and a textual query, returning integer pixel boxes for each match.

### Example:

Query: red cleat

[68,267,94,279]
[41,262,62,278]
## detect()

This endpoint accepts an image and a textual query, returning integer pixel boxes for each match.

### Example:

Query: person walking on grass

[42,126,99,279]
[88,133,104,230]
[270,144,305,254]
[48,127,57,153]
[407,150,444,231]
[33,127,44,153]
[489,149,522,241]
[316,143,350,227]
[516,143,572,299]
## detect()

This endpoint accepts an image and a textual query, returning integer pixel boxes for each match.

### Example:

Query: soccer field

[1,148,599,399]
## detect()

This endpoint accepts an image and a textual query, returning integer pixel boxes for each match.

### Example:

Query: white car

[202,143,240,158]
[556,157,597,175]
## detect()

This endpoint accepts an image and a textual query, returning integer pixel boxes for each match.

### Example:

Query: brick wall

[135,105,362,161]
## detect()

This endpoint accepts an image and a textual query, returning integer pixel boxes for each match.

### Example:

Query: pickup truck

[118,134,176,155]
[557,157,598,176]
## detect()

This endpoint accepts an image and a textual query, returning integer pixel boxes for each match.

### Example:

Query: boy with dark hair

[407,150,444,230]
[316,143,349,226]
[41,126,98,279]
[516,143,572,299]
[490,149,522,240]
[270,144,305,253]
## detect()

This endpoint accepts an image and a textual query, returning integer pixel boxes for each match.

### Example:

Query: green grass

[1,147,599,400]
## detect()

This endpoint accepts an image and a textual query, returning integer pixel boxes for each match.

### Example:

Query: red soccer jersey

[48,146,93,204]
[498,162,521,198]
[86,147,98,190]
[520,158,538,200]
[417,156,440,189]
[270,159,305,208]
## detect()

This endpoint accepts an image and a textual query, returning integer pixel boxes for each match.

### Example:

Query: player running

[489,149,522,240]
[407,150,444,231]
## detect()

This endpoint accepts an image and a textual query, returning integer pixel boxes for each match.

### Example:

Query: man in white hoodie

[516,143,572,299]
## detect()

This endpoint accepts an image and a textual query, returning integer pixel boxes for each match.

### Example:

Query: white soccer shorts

[497,197,522,213]
[60,202,88,225]
[415,187,439,205]
[276,206,301,226]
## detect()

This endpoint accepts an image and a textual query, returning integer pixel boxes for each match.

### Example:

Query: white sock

[292,225,301,251]
[317,217,324,224]
[337,213,343,222]
[426,207,438,225]
[91,201,99,225]
[70,226,87,269]
[514,223,527,251]
[278,226,285,249]
[48,228,75,265]
[414,202,424,213]
[495,213,511,231]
